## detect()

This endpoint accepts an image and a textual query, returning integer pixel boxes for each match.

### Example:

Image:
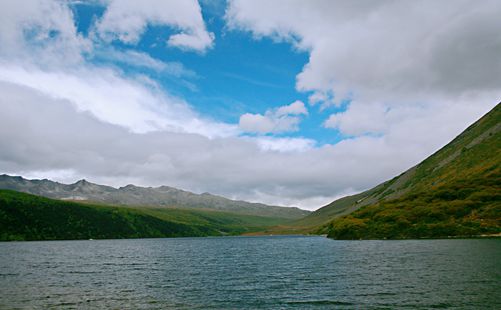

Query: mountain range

[0,175,309,219]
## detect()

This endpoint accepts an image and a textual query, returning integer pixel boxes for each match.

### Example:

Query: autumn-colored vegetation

[327,174,500,239]
[326,103,501,239]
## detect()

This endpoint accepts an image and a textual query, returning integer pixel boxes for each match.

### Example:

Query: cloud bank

[226,0,501,107]
[0,80,432,209]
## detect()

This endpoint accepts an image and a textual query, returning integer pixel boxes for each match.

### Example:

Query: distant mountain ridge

[0,175,309,219]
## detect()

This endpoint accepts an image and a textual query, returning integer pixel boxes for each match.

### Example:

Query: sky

[0,0,500,210]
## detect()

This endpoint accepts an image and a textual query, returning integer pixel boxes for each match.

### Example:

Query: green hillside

[324,103,501,239]
[0,190,292,241]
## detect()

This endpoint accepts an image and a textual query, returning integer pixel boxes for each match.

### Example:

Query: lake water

[0,236,500,309]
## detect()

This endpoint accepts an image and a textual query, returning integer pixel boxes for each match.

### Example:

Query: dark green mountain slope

[322,103,501,239]
[0,190,293,241]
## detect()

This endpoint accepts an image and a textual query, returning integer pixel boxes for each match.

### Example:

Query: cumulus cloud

[239,100,308,134]
[226,0,501,105]
[96,0,214,52]
[276,100,308,116]
[0,0,91,65]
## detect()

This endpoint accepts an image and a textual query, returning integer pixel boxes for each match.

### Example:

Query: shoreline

[2,232,500,243]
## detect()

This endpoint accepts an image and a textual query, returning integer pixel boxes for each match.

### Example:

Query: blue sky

[0,0,498,209]
[70,0,346,146]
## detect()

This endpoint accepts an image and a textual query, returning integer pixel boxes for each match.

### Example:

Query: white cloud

[239,113,276,134]
[226,0,501,102]
[0,63,236,138]
[252,136,315,153]
[239,113,300,134]
[0,0,91,65]
[324,101,388,136]
[239,100,308,134]
[167,30,214,52]
[276,100,308,116]
[226,0,501,115]
[96,0,214,52]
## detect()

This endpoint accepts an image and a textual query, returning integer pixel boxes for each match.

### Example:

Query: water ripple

[0,236,500,309]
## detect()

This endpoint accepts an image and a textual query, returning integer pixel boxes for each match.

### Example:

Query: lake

[0,236,500,309]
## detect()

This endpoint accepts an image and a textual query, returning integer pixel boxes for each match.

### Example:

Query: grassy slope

[249,183,398,235]
[326,103,501,239]
[0,190,292,241]
[255,103,501,237]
